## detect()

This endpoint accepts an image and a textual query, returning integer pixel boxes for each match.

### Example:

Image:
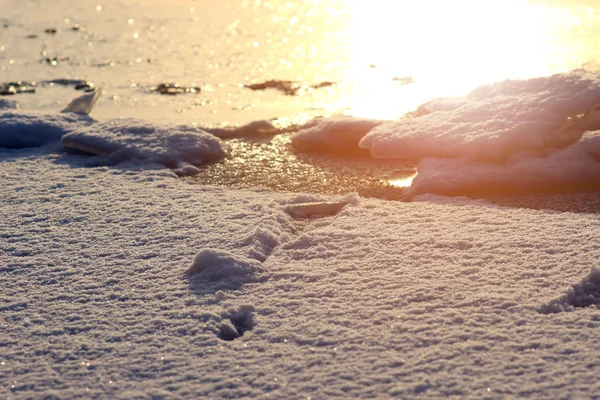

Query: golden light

[332,0,600,120]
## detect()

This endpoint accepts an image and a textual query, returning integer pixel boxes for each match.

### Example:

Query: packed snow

[361,70,600,161]
[292,117,384,155]
[2,148,599,398]
[2,0,600,397]
[61,119,226,173]
[0,108,226,174]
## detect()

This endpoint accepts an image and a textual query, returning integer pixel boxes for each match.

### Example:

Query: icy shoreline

[2,70,600,398]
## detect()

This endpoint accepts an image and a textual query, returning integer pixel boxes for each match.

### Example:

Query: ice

[292,116,384,155]
[361,70,600,161]
[0,111,93,149]
[60,88,101,115]
[61,118,226,170]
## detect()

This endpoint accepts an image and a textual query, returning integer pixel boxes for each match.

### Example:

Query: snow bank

[292,116,384,155]
[2,152,600,399]
[61,119,226,172]
[0,111,93,149]
[361,70,600,161]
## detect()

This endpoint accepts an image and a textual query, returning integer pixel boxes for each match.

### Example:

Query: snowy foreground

[2,71,600,399]
[2,149,600,399]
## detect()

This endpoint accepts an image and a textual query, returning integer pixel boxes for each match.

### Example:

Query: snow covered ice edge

[0,89,227,175]
[293,69,600,197]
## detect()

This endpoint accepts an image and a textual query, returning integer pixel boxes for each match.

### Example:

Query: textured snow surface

[61,118,226,171]
[360,70,600,161]
[0,98,18,110]
[0,112,93,149]
[0,111,226,172]
[2,149,600,398]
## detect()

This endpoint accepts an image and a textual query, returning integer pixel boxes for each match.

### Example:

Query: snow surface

[360,70,600,161]
[0,98,18,110]
[2,136,600,398]
[292,117,384,155]
[61,119,225,172]
[0,110,226,173]
[0,111,93,149]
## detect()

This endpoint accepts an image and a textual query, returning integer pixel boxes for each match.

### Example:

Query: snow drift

[61,119,225,173]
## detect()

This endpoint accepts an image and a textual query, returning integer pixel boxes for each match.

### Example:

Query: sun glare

[333,0,600,119]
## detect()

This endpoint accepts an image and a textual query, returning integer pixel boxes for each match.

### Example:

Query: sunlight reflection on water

[388,173,418,188]
[1,0,600,124]
[337,0,600,119]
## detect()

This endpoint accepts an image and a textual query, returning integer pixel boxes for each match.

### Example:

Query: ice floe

[361,70,600,161]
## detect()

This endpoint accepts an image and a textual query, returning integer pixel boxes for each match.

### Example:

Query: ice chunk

[61,88,101,115]
[361,70,600,161]
[61,118,226,168]
[406,131,600,197]
[292,116,384,155]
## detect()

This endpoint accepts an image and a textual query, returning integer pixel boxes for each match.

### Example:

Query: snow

[2,0,600,396]
[2,141,600,398]
[287,71,600,196]
[292,116,384,155]
[0,98,18,110]
[0,111,93,149]
[360,70,600,161]
[61,119,226,172]
[0,108,226,172]
[407,131,600,197]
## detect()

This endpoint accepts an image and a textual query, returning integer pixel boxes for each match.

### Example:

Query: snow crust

[361,70,600,161]
[292,116,384,155]
[0,110,226,172]
[61,119,226,171]
[0,111,93,149]
[0,98,18,110]
[2,145,600,398]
